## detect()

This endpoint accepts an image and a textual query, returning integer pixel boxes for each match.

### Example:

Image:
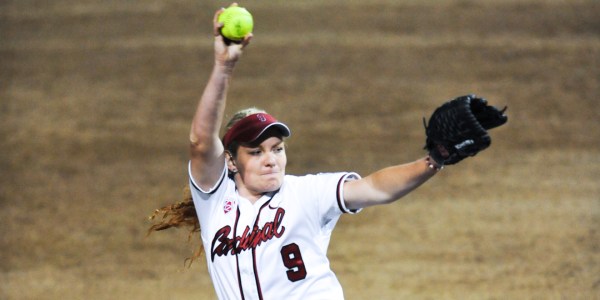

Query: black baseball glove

[424,94,507,166]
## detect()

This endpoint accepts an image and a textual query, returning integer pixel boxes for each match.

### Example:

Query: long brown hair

[147,186,202,267]
[147,107,266,266]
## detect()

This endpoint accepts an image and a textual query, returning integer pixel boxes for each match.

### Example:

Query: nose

[264,151,277,167]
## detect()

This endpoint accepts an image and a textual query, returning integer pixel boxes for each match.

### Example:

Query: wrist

[425,156,444,171]
[214,61,236,75]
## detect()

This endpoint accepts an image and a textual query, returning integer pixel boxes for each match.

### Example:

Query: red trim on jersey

[231,193,278,300]
[336,176,349,213]
[336,174,361,214]
[251,199,273,300]
[189,162,226,195]
[233,207,245,300]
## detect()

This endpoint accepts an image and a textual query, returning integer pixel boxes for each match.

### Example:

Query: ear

[225,151,237,173]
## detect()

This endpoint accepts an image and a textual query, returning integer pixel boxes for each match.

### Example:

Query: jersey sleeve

[335,172,362,215]
[188,160,227,195]
[309,172,362,229]
[188,160,233,245]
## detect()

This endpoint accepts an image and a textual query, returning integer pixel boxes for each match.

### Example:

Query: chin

[262,177,283,192]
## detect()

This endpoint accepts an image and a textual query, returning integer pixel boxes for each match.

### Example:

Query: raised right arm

[189,5,252,191]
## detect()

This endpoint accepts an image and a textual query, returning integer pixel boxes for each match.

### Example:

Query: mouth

[260,169,284,178]
[261,171,279,176]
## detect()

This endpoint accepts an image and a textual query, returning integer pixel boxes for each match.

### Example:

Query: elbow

[373,193,403,206]
[370,190,410,207]
[189,132,222,158]
[189,130,205,148]
[345,195,397,211]
[380,196,400,205]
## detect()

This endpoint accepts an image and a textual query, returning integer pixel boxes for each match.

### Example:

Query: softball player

[185,8,439,299]
[149,4,506,299]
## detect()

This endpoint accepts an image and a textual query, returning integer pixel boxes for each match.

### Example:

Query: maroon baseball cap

[222,113,291,149]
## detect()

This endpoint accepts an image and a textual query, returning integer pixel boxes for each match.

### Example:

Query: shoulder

[283,172,345,184]
[281,172,360,192]
[189,171,235,204]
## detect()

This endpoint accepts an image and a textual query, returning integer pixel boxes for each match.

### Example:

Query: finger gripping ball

[218,7,253,41]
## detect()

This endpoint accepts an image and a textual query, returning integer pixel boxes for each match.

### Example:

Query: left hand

[424,94,508,166]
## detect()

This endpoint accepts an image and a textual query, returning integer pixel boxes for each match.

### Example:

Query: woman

[149,4,506,300]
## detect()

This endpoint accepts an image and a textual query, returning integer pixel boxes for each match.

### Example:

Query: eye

[274,146,284,153]
[247,149,262,156]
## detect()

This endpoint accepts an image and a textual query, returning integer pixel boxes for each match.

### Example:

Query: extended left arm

[343,156,439,210]
[343,94,507,210]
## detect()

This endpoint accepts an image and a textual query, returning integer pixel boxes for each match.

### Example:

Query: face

[229,136,287,200]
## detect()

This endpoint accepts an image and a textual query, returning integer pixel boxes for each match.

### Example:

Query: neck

[234,177,264,204]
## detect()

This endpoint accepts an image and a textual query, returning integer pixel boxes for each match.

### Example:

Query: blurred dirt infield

[1,0,599,299]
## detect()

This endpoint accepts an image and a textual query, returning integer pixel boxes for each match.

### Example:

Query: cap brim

[249,122,291,144]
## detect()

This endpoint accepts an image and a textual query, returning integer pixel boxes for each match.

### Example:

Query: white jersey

[189,162,361,300]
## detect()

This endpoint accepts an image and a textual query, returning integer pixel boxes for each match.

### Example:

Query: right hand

[213,4,253,69]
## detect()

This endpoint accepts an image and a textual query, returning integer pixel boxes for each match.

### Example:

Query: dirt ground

[1,0,599,299]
